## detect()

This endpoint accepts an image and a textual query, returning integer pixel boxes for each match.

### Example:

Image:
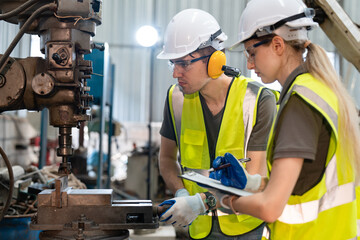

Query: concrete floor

[129,225,176,240]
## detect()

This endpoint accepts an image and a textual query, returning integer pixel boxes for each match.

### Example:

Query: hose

[0,2,57,71]
[0,0,41,20]
[0,146,14,221]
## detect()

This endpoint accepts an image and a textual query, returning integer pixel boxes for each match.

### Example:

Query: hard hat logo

[230,0,318,50]
[157,8,227,60]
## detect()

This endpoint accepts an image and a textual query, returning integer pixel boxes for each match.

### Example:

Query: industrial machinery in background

[0,0,158,239]
[304,0,360,73]
[0,0,358,239]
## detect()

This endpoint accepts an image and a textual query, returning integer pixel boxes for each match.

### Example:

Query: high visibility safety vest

[266,73,357,240]
[168,76,265,239]
[357,186,360,240]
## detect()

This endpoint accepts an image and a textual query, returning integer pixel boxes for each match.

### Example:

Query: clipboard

[179,171,253,197]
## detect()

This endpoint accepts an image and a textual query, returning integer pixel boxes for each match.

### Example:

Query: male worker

[157,8,276,239]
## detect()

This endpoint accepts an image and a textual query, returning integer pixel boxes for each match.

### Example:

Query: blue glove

[159,193,206,227]
[210,153,261,191]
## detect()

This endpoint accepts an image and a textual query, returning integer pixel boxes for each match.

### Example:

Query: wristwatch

[204,192,217,211]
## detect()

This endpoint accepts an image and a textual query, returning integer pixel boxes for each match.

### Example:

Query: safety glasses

[168,54,211,73]
[244,38,272,64]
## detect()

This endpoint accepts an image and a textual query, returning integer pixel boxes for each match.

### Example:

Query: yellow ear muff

[207,51,226,79]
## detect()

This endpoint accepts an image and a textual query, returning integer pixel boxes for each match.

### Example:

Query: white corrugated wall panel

[2,1,356,122]
[96,0,360,123]
[93,0,252,122]
[0,21,31,58]
[341,0,360,108]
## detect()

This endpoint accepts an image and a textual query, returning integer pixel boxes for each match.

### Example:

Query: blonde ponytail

[305,43,360,183]
[285,39,360,182]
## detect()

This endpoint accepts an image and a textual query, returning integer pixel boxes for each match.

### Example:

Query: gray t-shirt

[273,66,331,195]
[160,79,276,163]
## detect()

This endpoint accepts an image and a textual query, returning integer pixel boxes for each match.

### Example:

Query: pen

[209,163,231,172]
[208,158,251,172]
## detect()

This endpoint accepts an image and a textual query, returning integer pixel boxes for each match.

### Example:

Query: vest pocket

[218,148,244,160]
[182,129,205,169]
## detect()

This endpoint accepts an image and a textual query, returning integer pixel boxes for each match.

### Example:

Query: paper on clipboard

[179,171,253,197]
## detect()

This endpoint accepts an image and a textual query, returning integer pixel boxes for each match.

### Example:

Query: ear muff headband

[207,51,226,79]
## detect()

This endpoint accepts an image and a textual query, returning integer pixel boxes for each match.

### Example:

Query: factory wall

[93,0,249,123]
[0,115,38,168]
[93,0,360,122]
[0,22,31,58]
[341,0,360,108]
[1,0,360,123]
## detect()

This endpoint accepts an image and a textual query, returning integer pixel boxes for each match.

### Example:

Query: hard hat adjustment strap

[210,29,222,41]
[198,29,223,50]
[257,8,315,37]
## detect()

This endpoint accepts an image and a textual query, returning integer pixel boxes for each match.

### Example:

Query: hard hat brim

[229,20,318,51]
[156,50,189,60]
[228,41,242,51]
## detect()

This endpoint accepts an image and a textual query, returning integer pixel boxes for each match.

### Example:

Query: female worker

[211,0,360,239]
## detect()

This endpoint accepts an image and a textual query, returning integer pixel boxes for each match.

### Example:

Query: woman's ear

[271,36,285,56]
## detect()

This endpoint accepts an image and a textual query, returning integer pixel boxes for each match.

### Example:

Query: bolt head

[0,75,5,87]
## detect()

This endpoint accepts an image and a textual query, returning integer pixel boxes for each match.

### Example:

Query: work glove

[175,188,190,197]
[159,193,206,227]
[210,152,261,191]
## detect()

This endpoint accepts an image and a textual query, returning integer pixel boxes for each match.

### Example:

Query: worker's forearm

[225,190,285,223]
[259,176,268,191]
[223,193,270,221]
[246,151,267,176]
[223,158,303,222]
[159,157,184,194]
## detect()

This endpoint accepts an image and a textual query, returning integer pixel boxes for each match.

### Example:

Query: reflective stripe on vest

[292,85,338,135]
[168,85,184,157]
[169,77,264,167]
[267,73,357,239]
[242,81,262,157]
[168,76,265,238]
[262,225,270,240]
[278,181,355,224]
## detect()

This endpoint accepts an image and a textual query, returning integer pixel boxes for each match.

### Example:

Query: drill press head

[0,0,102,173]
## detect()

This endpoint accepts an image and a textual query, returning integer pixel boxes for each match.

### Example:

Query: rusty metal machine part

[0,57,26,108]
[31,177,159,239]
[0,1,159,239]
[0,0,98,167]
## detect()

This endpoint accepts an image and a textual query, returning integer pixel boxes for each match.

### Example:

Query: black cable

[0,2,57,71]
[222,65,241,77]
[0,146,14,221]
[0,0,41,20]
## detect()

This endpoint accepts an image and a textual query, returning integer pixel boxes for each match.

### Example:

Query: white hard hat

[157,8,228,60]
[230,0,318,50]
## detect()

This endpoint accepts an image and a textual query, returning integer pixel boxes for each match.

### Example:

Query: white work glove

[159,193,206,227]
[175,188,190,197]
